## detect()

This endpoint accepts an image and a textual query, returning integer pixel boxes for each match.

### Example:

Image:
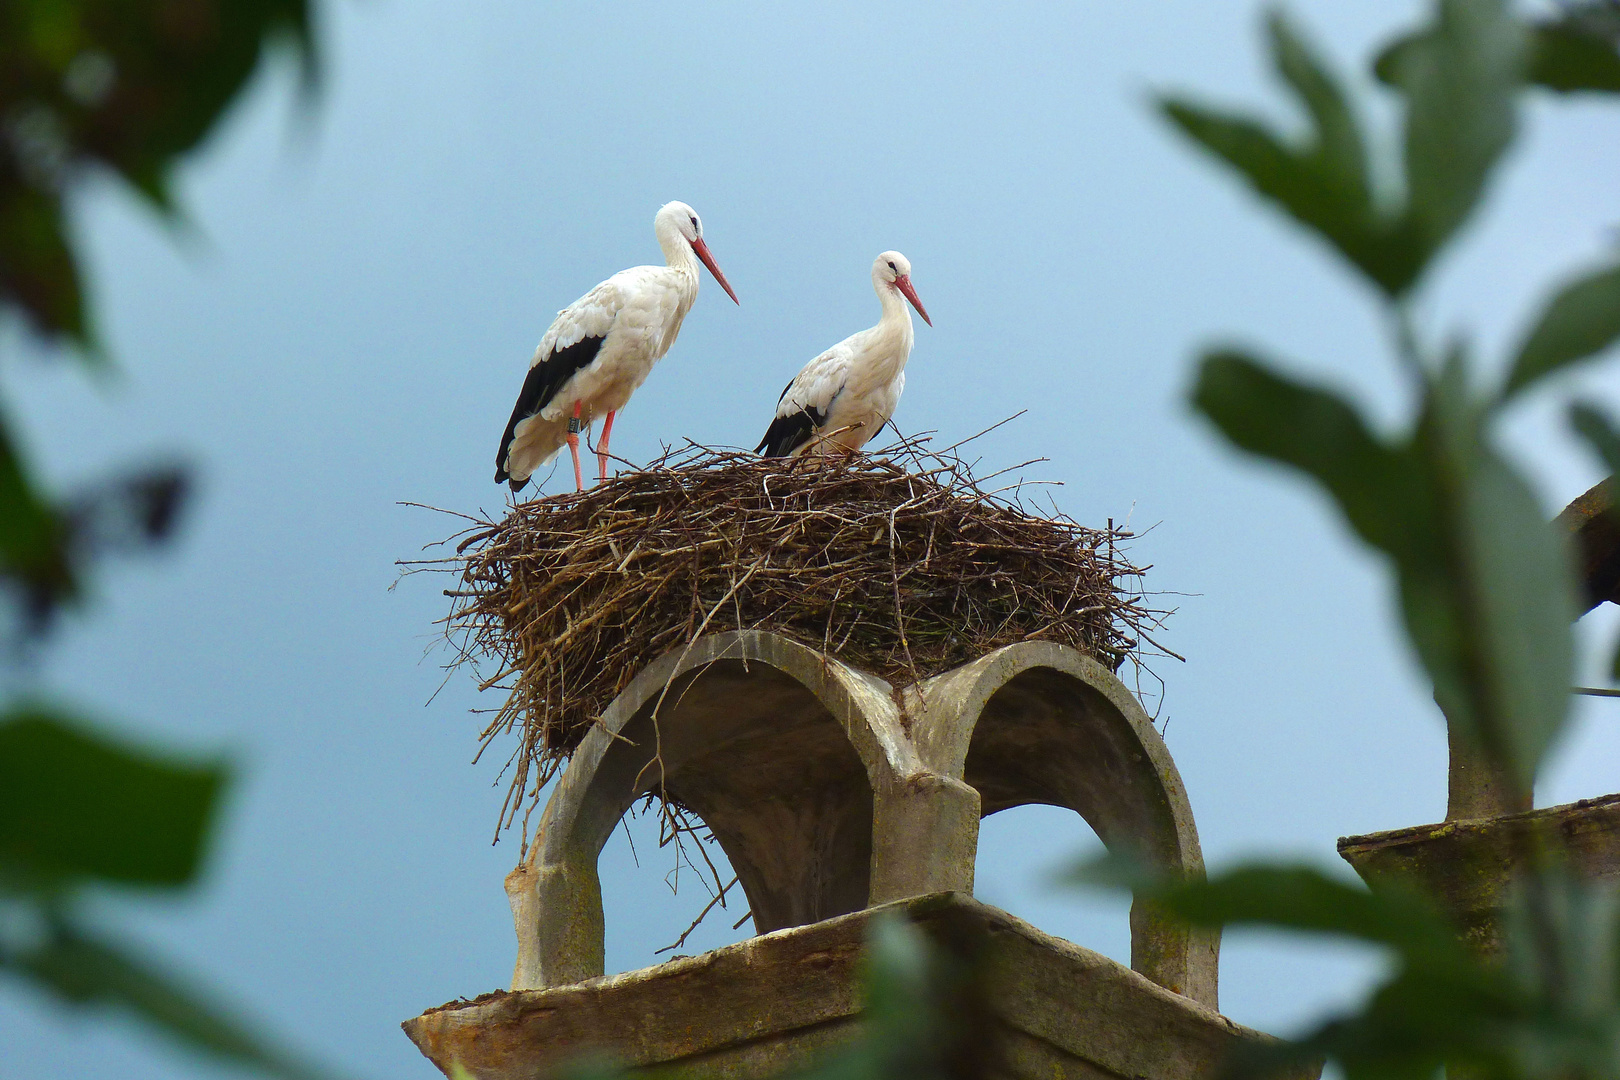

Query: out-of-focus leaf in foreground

[1190,351,1425,556]
[1380,5,1620,96]
[1527,21,1620,92]
[1158,13,1422,297]
[1569,403,1620,680]
[0,435,190,637]
[796,916,947,1080]
[1077,858,1620,1080]
[1571,404,1620,477]
[1191,346,1576,797]
[0,0,316,348]
[7,917,333,1080]
[0,411,74,629]
[1162,0,1526,299]
[1381,0,1525,284]
[1505,261,1620,397]
[0,708,225,890]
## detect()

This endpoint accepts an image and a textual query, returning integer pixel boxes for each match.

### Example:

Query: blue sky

[3,2,1618,1078]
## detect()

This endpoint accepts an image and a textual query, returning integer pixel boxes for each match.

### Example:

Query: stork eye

[888,261,897,271]
[689,215,699,230]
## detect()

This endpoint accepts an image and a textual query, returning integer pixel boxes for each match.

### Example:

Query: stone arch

[908,642,1220,1009]
[505,630,911,991]
[504,634,1218,1010]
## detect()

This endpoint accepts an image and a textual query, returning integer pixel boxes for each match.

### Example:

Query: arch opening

[599,798,751,973]
[951,659,1217,1007]
[574,658,875,937]
[962,666,1182,866]
[973,802,1131,967]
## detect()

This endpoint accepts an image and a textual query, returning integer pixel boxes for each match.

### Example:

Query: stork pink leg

[597,411,617,481]
[566,402,584,491]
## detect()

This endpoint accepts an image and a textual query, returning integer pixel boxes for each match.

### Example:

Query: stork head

[656,201,739,304]
[873,251,931,327]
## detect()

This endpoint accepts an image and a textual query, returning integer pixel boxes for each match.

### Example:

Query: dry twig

[403,431,1168,840]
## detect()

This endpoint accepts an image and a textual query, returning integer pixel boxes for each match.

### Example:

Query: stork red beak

[895,274,931,326]
[691,237,740,304]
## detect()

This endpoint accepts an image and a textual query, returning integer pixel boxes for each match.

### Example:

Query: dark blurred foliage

[0,3,349,1078]
[2,0,314,347]
[1072,1,1620,1078]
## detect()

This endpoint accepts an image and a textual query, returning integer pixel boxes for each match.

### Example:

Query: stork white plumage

[756,251,931,458]
[496,201,739,492]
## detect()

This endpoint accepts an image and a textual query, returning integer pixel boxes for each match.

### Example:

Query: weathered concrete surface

[504,631,1218,1011]
[507,632,906,992]
[912,644,1218,1005]
[1445,724,1531,822]
[1339,793,1620,955]
[406,894,1301,1080]
[1557,476,1619,613]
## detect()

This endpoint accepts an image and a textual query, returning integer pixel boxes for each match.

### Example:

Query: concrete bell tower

[403,629,1298,1078]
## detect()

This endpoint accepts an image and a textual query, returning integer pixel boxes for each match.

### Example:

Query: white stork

[496,201,739,492]
[756,251,930,457]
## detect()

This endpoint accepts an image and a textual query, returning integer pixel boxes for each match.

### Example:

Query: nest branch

[405,430,1169,844]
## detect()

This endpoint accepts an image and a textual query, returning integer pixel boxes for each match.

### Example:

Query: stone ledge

[404,893,1305,1080]
[1338,793,1620,954]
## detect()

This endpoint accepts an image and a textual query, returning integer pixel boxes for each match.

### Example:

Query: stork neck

[656,222,701,279]
[875,279,914,330]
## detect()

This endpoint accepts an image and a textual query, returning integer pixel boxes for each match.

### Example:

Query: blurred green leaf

[1071,859,1526,1080]
[1089,861,1620,1080]
[1074,853,1467,962]
[0,707,226,889]
[1494,873,1620,1075]
[1191,350,1430,556]
[1378,17,1620,95]
[1193,349,1575,791]
[0,432,191,636]
[0,408,75,623]
[1527,23,1620,92]
[798,915,940,1080]
[1139,869,1620,1080]
[1268,10,1371,206]
[1571,403,1620,476]
[1166,1,1525,299]
[1158,866,1466,960]
[1256,872,1620,1080]
[1159,13,1425,296]
[1505,261,1620,397]
[1407,364,1577,793]
[0,185,89,345]
[0,0,316,346]
[860,916,936,1049]
[1373,31,1426,86]
[9,918,332,1080]
[1381,0,1525,274]
[784,912,995,1080]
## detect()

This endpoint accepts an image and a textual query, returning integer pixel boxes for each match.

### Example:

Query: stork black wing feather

[495,335,606,485]
[756,403,826,457]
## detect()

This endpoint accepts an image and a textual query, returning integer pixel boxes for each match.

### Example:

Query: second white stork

[756,251,931,457]
[495,200,739,492]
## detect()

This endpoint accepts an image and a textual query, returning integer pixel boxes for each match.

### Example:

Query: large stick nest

[418,433,1169,836]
